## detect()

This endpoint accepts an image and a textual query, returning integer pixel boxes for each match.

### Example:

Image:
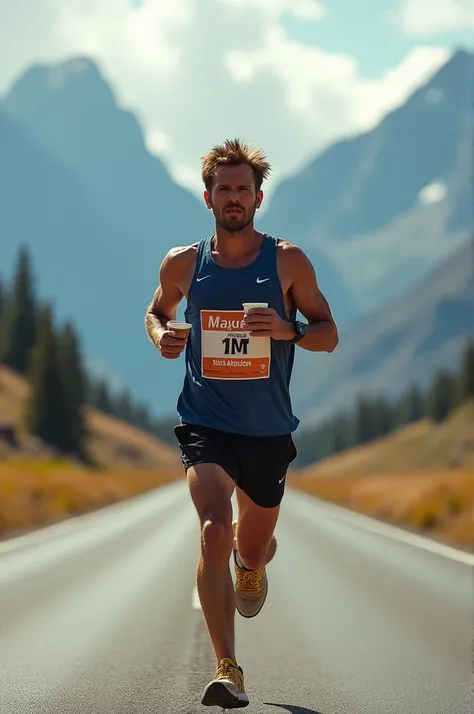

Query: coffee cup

[167,320,192,337]
[242,302,268,313]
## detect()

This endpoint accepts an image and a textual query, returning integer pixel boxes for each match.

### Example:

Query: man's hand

[158,328,188,359]
[243,308,294,340]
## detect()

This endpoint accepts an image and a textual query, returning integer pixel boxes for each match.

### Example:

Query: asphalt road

[0,480,472,714]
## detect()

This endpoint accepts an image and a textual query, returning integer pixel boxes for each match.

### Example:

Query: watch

[287,320,306,343]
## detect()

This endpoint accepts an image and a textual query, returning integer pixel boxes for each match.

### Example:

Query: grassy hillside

[0,364,179,468]
[297,400,474,477]
[289,401,474,548]
[0,363,183,539]
[0,460,182,539]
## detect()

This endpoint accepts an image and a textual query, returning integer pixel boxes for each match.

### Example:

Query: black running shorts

[174,422,297,509]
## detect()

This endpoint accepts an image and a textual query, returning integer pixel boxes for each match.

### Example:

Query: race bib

[201,310,270,380]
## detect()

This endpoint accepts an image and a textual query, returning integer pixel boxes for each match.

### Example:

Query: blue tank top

[176,234,300,436]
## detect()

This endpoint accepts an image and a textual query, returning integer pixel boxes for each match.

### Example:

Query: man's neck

[212,226,263,259]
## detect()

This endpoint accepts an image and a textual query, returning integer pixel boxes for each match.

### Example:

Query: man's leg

[187,462,236,663]
[230,432,295,618]
[234,488,279,570]
[229,489,279,619]
[188,462,250,707]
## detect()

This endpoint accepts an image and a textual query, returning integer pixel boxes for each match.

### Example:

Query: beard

[215,204,257,234]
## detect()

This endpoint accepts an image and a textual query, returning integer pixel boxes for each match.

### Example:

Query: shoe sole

[201,681,249,708]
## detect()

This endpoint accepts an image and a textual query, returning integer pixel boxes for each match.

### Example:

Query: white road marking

[289,488,474,567]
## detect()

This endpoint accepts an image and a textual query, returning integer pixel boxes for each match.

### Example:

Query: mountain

[0,107,179,415]
[291,238,474,426]
[262,49,474,314]
[1,51,471,419]
[3,57,208,250]
[0,56,352,415]
[3,57,354,326]
[0,58,211,416]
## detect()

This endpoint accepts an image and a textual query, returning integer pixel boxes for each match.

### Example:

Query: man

[145,138,338,708]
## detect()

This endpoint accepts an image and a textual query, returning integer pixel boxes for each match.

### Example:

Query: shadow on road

[264,704,324,714]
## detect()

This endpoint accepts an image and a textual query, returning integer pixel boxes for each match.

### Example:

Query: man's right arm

[145,248,187,359]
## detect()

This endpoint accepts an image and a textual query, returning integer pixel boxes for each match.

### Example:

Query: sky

[0,0,472,197]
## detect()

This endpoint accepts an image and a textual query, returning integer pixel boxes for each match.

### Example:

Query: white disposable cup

[167,321,192,335]
[242,302,268,312]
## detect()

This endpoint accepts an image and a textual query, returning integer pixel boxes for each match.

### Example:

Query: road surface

[0,480,472,714]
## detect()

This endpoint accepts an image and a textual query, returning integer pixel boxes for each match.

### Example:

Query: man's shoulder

[273,237,316,283]
[163,242,200,269]
[167,242,200,261]
[159,242,200,281]
[275,237,308,262]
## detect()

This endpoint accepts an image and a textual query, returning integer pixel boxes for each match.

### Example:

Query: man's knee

[201,517,233,559]
[186,463,235,558]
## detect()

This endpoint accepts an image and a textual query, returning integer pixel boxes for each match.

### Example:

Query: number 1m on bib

[200,310,271,380]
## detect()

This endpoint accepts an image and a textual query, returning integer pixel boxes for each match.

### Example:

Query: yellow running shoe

[232,520,268,618]
[201,657,249,708]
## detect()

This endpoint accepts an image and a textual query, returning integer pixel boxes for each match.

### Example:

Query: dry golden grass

[86,408,179,468]
[297,401,474,479]
[2,362,473,548]
[0,459,184,537]
[288,470,474,545]
[0,364,179,469]
[0,364,28,424]
[0,363,185,538]
[289,401,474,548]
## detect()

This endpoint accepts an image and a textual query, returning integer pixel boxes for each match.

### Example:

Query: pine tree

[329,412,353,453]
[0,276,7,325]
[0,245,37,372]
[292,423,325,467]
[427,369,457,423]
[397,384,425,426]
[58,320,88,458]
[90,378,113,414]
[372,396,393,438]
[351,396,376,445]
[152,416,180,445]
[83,372,95,406]
[312,422,334,461]
[25,305,70,452]
[133,402,153,431]
[115,388,134,423]
[456,340,474,403]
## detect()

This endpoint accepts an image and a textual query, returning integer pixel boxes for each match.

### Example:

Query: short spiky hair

[201,138,271,192]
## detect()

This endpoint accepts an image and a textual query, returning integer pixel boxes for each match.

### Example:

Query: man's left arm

[284,245,339,352]
[243,245,339,352]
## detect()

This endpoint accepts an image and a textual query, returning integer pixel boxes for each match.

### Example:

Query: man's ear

[255,190,264,209]
[204,190,212,209]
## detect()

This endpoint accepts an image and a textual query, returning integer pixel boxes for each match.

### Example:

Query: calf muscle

[235,488,279,570]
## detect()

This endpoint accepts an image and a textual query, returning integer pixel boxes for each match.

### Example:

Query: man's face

[204,164,263,234]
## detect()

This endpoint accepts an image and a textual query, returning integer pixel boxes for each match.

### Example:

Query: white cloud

[145,129,170,156]
[401,0,474,34]
[418,182,447,205]
[218,0,327,20]
[0,0,451,198]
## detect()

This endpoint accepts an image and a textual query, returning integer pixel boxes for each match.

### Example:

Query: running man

[145,138,338,708]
